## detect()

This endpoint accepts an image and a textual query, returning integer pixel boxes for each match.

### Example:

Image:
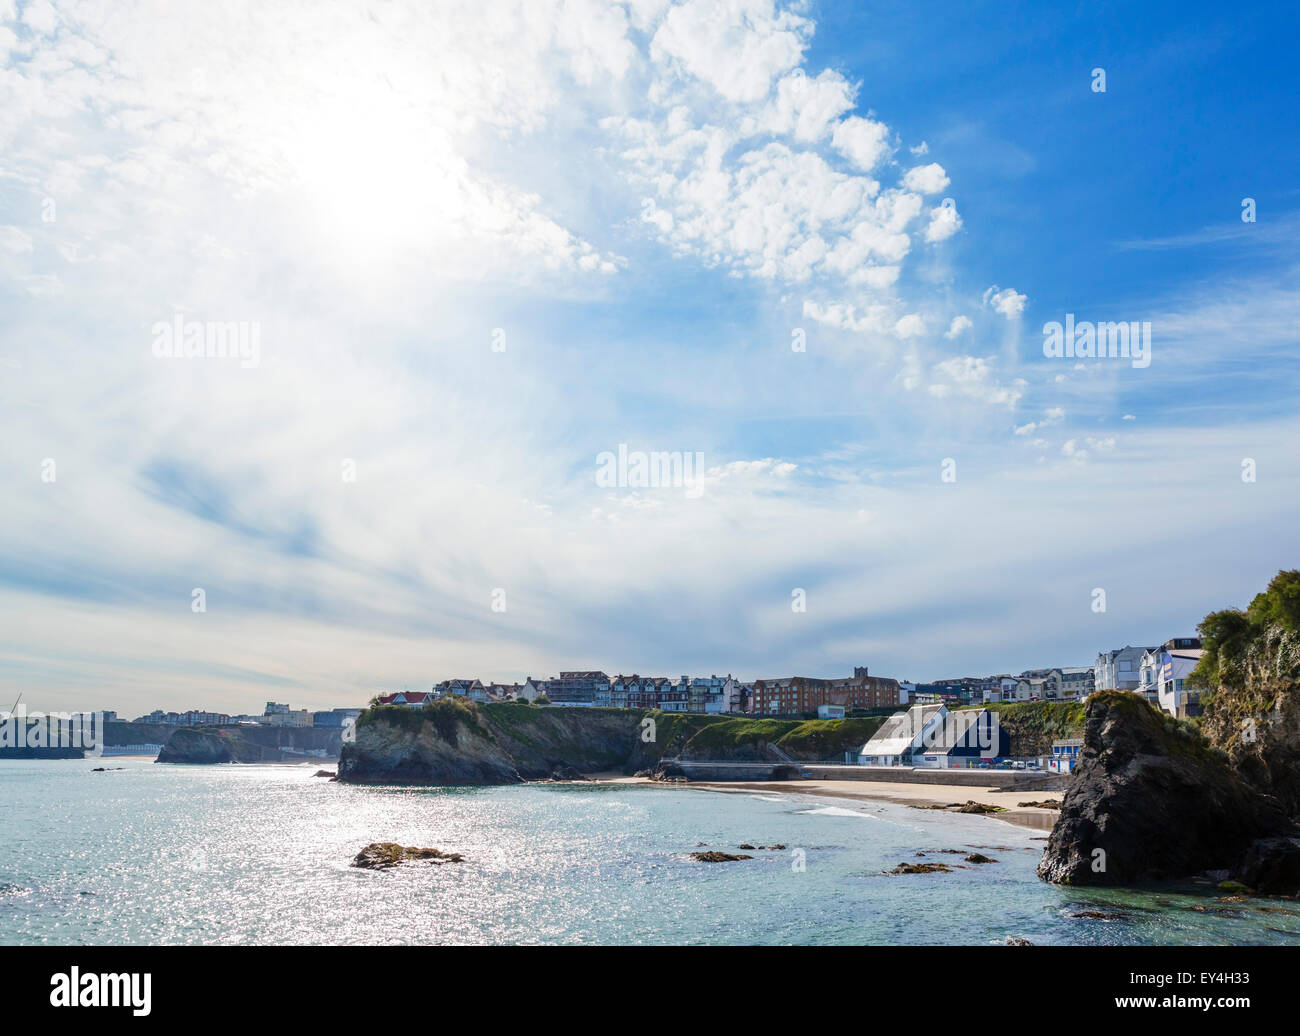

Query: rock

[338,700,647,785]
[888,862,953,875]
[956,801,1006,814]
[1037,692,1295,886]
[964,853,998,864]
[351,842,465,870]
[1017,800,1062,809]
[312,770,335,778]
[1004,936,1033,946]
[1236,837,1300,895]
[737,843,756,850]
[690,851,752,863]
[1066,910,1128,921]
[1217,879,1255,895]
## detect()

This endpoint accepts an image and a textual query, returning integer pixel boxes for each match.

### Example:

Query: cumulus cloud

[902,162,950,194]
[983,285,1027,319]
[944,315,972,338]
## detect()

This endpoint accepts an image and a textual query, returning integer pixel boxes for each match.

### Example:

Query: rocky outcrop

[1037,691,1295,886]
[337,700,646,785]
[157,728,263,763]
[351,843,464,869]
[156,724,343,763]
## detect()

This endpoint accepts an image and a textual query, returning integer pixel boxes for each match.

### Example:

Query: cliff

[156,724,342,763]
[337,702,897,785]
[1036,691,1294,885]
[1199,624,1300,814]
[337,700,647,784]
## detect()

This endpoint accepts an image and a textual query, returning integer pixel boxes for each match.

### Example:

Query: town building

[855,704,1008,767]
[1048,738,1083,773]
[1094,646,1156,692]
[751,667,900,717]
[1148,638,1205,718]
[545,671,610,706]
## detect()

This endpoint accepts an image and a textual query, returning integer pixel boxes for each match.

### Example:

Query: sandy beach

[594,774,1062,831]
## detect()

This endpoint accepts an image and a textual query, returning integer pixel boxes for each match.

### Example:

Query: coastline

[590,774,1060,831]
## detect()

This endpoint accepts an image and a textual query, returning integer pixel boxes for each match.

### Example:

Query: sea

[2,758,1297,945]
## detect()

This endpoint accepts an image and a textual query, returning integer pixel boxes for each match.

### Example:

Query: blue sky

[1,0,1297,717]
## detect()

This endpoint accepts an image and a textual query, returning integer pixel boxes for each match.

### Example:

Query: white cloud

[929,355,1026,408]
[902,162,950,194]
[944,315,972,338]
[982,285,1027,319]
[831,115,892,172]
[650,0,810,103]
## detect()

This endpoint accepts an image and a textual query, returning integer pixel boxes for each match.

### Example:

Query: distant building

[817,704,846,720]
[855,704,1007,767]
[314,708,363,728]
[1149,638,1205,718]
[434,679,487,702]
[752,667,900,717]
[375,691,433,708]
[1049,738,1083,773]
[1094,646,1156,692]
[546,671,610,706]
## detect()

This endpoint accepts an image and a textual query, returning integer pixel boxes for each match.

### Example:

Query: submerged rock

[351,842,465,870]
[964,853,998,864]
[1004,936,1033,945]
[888,862,954,875]
[690,851,752,863]
[1037,692,1294,886]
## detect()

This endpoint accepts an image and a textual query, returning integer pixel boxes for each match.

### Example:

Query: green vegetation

[1190,569,1300,689]
[775,717,888,759]
[960,699,1085,756]
[682,717,799,756]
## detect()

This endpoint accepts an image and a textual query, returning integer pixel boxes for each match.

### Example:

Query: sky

[1,0,1297,718]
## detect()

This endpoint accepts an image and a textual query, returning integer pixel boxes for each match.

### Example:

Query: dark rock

[1037,692,1295,886]
[1017,800,1062,809]
[964,853,998,864]
[1066,910,1128,920]
[690,851,752,863]
[1004,936,1033,945]
[737,843,756,850]
[548,764,589,781]
[1236,837,1300,895]
[888,862,953,874]
[956,801,1006,814]
[351,842,465,870]
[312,770,335,778]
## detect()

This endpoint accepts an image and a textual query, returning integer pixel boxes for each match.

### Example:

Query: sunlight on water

[2,759,1297,945]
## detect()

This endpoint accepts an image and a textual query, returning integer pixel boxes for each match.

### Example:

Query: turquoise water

[2,758,1297,945]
